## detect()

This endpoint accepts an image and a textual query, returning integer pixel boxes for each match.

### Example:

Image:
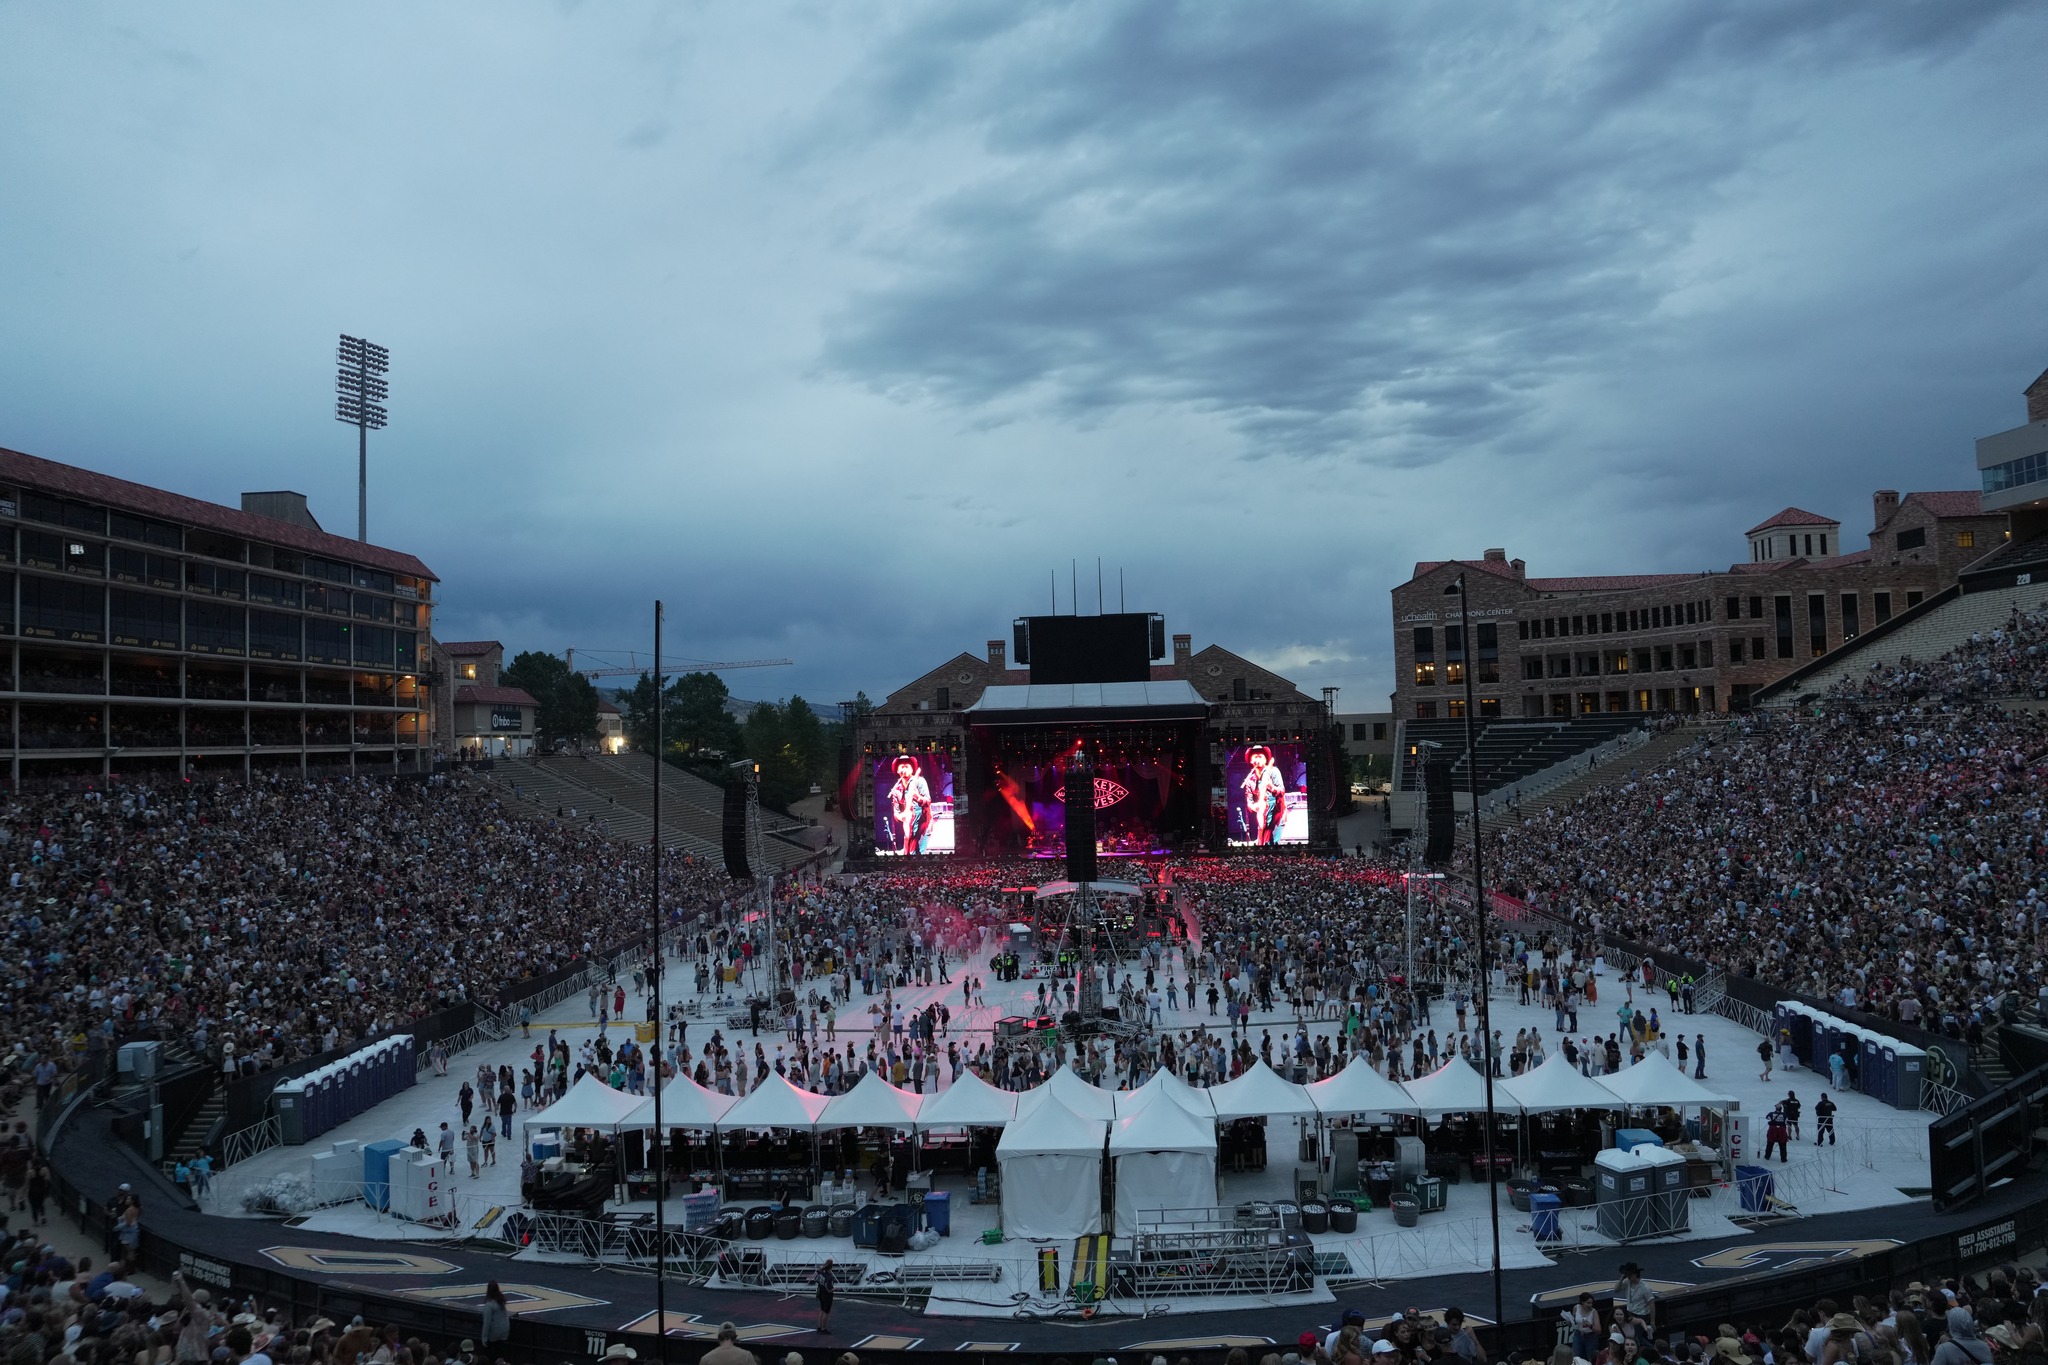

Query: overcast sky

[2,3,2044,711]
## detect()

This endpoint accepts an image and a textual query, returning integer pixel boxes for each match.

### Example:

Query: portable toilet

[362,1138,405,1209]
[368,1041,393,1104]
[345,1059,367,1118]
[1637,1145,1689,1234]
[312,1068,338,1137]
[274,1078,308,1146]
[1786,1006,1816,1068]
[1892,1044,1927,1111]
[1594,1147,1655,1241]
[394,1036,418,1094]
[1865,1039,1894,1105]
[1840,1034,1862,1090]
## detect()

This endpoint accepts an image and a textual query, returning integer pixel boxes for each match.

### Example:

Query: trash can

[1391,1195,1419,1228]
[745,1206,776,1240]
[775,1207,803,1240]
[1561,1179,1594,1207]
[1300,1202,1328,1234]
[924,1190,952,1236]
[853,1204,883,1248]
[1328,1199,1358,1234]
[1273,1200,1301,1230]
[711,1209,745,1241]
[1735,1165,1774,1214]
[1531,1191,1562,1243]
[828,1207,856,1238]
[1507,1177,1537,1212]
[1411,1176,1446,1214]
[802,1206,830,1238]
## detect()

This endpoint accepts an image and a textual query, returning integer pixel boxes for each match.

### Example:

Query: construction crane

[566,648,794,679]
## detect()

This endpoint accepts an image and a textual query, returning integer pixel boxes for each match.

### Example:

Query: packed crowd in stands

[1485,610,2048,1043]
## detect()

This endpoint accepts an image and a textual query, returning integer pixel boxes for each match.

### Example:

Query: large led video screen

[1223,743,1308,846]
[874,754,956,855]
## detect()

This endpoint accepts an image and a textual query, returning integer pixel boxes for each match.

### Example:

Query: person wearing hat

[1238,745,1287,846]
[1709,1325,1751,1365]
[885,755,933,854]
[1929,1308,1993,1365]
[598,1346,637,1362]
[702,1321,755,1365]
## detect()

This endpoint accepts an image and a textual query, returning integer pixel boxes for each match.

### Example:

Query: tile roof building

[0,445,438,784]
[426,639,539,758]
[1391,485,2004,722]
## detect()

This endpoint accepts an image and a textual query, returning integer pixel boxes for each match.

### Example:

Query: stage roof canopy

[964,680,1210,723]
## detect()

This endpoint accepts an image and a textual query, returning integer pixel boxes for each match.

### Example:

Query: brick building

[1390,487,2004,719]
[0,445,437,783]
[429,639,538,757]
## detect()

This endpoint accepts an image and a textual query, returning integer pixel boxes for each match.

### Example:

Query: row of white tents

[522,1050,1735,1241]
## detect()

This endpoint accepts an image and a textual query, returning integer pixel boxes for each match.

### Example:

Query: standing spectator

[1814,1091,1838,1147]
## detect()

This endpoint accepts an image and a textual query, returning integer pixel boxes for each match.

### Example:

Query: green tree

[742,702,807,810]
[783,696,828,787]
[502,650,601,751]
[671,671,739,757]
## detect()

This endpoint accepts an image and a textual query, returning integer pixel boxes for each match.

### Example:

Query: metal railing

[1713,995,1775,1038]
[1920,1078,1970,1116]
[218,1113,283,1168]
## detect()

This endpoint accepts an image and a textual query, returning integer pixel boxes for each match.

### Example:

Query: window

[1679,644,1697,669]
[935,686,950,710]
[1351,723,1370,741]
[1415,702,1436,719]
[1446,698,1466,719]
[1478,698,1500,719]
[1413,626,1435,686]
[1775,595,1794,659]
[185,529,245,563]
[1549,694,1570,717]
[305,556,352,584]
[186,563,245,598]
[21,493,106,534]
[305,618,351,666]
[248,573,303,607]
[460,661,478,680]
[1981,448,2048,494]
[1873,591,1892,625]
[108,512,180,549]
[1633,648,1653,673]
[110,590,181,650]
[1819,534,1829,556]
[1522,657,1544,681]
[1685,602,1697,625]
[1841,593,1860,640]
[1607,650,1630,674]
[1807,593,1828,656]
[21,578,103,642]
[1517,621,1529,640]
[186,601,244,655]
[1372,722,1386,740]
[1906,589,1924,608]
[353,624,394,667]
[1655,646,1673,671]
[249,611,302,661]
[1577,653,1600,676]
[1730,639,1745,663]
[1476,623,1498,683]
[1726,596,1742,620]
[1571,615,1583,636]
[109,546,180,589]
[1548,655,1571,679]
[1956,531,1975,549]
[1895,527,1926,552]
[1748,595,1763,620]
[1752,635,1766,659]
[1543,618,1556,638]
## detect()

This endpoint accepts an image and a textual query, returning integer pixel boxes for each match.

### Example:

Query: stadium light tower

[334,334,389,542]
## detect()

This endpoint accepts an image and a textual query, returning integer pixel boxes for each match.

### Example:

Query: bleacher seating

[1756,584,2048,704]
[1394,714,1646,799]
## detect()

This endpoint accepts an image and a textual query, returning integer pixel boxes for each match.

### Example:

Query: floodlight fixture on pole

[335,334,389,542]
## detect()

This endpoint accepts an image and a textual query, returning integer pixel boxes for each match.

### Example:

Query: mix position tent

[523,1072,651,1139]
[719,1072,832,1131]
[996,1091,1108,1239]
[1207,1059,1318,1120]
[620,1072,738,1131]
[1592,1050,1736,1109]
[1015,1064,1118,1123]
[1400,1056,1518,1118]
[1115,1066,1218,1119]
[1108,1090,1219,1229]
[913,1070,1019,1130]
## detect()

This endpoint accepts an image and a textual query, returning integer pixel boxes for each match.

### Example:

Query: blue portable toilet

[398,1039,417,1093]
[1841,1034,1862,1090]
[304,1071,329,1139]
[1787,1007,1815,1068]
[1892,1044,1926,1111]
[346,1060,367,1119]
[1866,1039,1892,1104]
[368,1042,392,1103]
[1817,1022,1842,1077]
[363,1138,405,1209]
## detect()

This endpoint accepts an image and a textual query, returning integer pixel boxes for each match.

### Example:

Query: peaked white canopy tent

[719,1073,832,1131]
[1402,1057,1517,1118]
[620,1072,738,1130]
[1015,1064,1118,1123]
[997,1092,1108,1239]
[1592,1051,1736,1109]
[1207,1060,1317,1121]
[1306,1057,1423,1117]
[1498,1052,1629,1113]
[523,1073,649,1138]
[1108,1092,1219,1229]
[914,1071,1018,1130]
[816,1070,924,1130]
[1115,1067,1217,1119]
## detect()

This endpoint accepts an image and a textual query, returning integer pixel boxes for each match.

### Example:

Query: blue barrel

[1735,1165,1774,1213]
[1530,1191,1562,1243]
[924,1190,951,1236]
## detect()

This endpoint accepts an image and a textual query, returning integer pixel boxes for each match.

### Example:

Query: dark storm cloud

[819,1,2028,462]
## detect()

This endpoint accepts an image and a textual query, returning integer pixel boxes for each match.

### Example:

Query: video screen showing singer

[887,754,934,854]
[1238,744,1286,846]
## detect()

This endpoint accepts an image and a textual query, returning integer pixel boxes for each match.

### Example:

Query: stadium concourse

[12,604,2048,1362]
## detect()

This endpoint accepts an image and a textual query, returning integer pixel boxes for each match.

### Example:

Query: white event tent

[1015,1065,1118,1123]
[817,1070,924,1131]
[1109,1090,1219,1229]
[914,1071,1018,1130]
[1208,1060,1317,1121]
[719,1073,831,1131]
[1402,1057,1516,1118]
[524,1073,648,1138]
[1498,1051,1629,1113]
[1593,1051,1736,1109]
[997,1092,1107,1239]
[1115,1067,1217,1119]
[621,1072,738,1131]
[1307,1057,1422,1117]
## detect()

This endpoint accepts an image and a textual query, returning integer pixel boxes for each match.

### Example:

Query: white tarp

[1115,1068,1217,1119]
[998,1092,1106,1239]
[816,1069,924,1131]
[1306,1057,1421,1117]
[1015,1065,1118,1123]
[915,1071,1018,1130]
[1498,1050,1629,1114]
[719,1073,831,1131]
[1109,1093,1219,1229]
[523,1073,647,1137]
[1591,1050,1735,1109]
[1208,1060,1317,1120]
[621,1073,738,1131]
[1401,1057,1516,1117]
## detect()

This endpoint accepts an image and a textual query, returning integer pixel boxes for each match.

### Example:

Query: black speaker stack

[1423,758,1454,866]
[1064,749,1098,884]
[722,771,754,878]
